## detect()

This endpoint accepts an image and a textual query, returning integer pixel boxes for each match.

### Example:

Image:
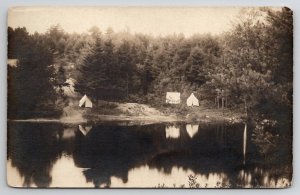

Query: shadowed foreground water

[7,121,292,188]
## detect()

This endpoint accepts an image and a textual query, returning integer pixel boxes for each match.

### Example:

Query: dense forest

[8,7,292,127]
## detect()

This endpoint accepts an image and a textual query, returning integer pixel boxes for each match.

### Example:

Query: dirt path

[117,103,166,116]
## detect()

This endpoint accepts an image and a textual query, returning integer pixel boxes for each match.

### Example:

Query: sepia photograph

[7,7,293,188]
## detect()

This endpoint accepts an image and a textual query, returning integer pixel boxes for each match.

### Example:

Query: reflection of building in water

[186,124,199,138]
[165,125,180,139]
[62,128,76,140]
[78,125,92,136]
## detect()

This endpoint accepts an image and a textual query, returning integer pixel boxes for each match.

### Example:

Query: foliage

[206,8,292,120]
[8,8,292,124]
[8,27,64,118]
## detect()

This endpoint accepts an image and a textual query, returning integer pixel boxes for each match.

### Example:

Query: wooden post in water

[243,123,247,165]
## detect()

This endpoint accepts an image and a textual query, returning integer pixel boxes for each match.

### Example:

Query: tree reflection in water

[7,122,64,187]
[7,121,292,188]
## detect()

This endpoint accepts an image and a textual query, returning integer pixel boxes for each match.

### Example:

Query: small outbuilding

[186,93,199,107]
[7,59,18,67]
[166,92,181,104]
[79,94,93,108]
[62,78,76,97]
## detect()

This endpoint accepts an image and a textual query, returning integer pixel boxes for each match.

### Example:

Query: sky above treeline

[8,7,278,36]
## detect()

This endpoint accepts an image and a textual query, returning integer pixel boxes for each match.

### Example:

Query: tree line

[8,7,292,122]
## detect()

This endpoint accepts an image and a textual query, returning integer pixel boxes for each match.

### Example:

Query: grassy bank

[9,100,245,125]
[79,100,245,124]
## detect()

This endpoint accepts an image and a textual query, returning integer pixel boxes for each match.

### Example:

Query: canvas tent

[187,93,199,106]
[166,92,181,104]
[186,124,199,138]
[79,94,93,108]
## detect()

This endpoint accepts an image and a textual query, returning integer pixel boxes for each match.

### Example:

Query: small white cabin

[166,92,181,104]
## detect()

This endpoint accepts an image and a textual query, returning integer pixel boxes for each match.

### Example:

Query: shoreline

[8,113,244,124]
[8,102,245,124]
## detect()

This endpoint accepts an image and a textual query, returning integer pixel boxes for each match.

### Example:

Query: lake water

[7,121,292,188]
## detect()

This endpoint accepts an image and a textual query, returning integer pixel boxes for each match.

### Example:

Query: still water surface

[7,121,291,188]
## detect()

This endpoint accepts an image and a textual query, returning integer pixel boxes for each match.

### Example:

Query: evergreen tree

[9,32,57,118]
[103,37,125,99]
[8,27,30,59]
[142,52,154,95]
[75,36,107,100]
[185,47,206,85]
[116,41,134,98]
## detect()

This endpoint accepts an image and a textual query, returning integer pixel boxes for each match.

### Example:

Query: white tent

[166,92,181,104]
[187,93,199,106]
[186,124,199,138]
[79,94,93,108]
[165,125,180,139]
